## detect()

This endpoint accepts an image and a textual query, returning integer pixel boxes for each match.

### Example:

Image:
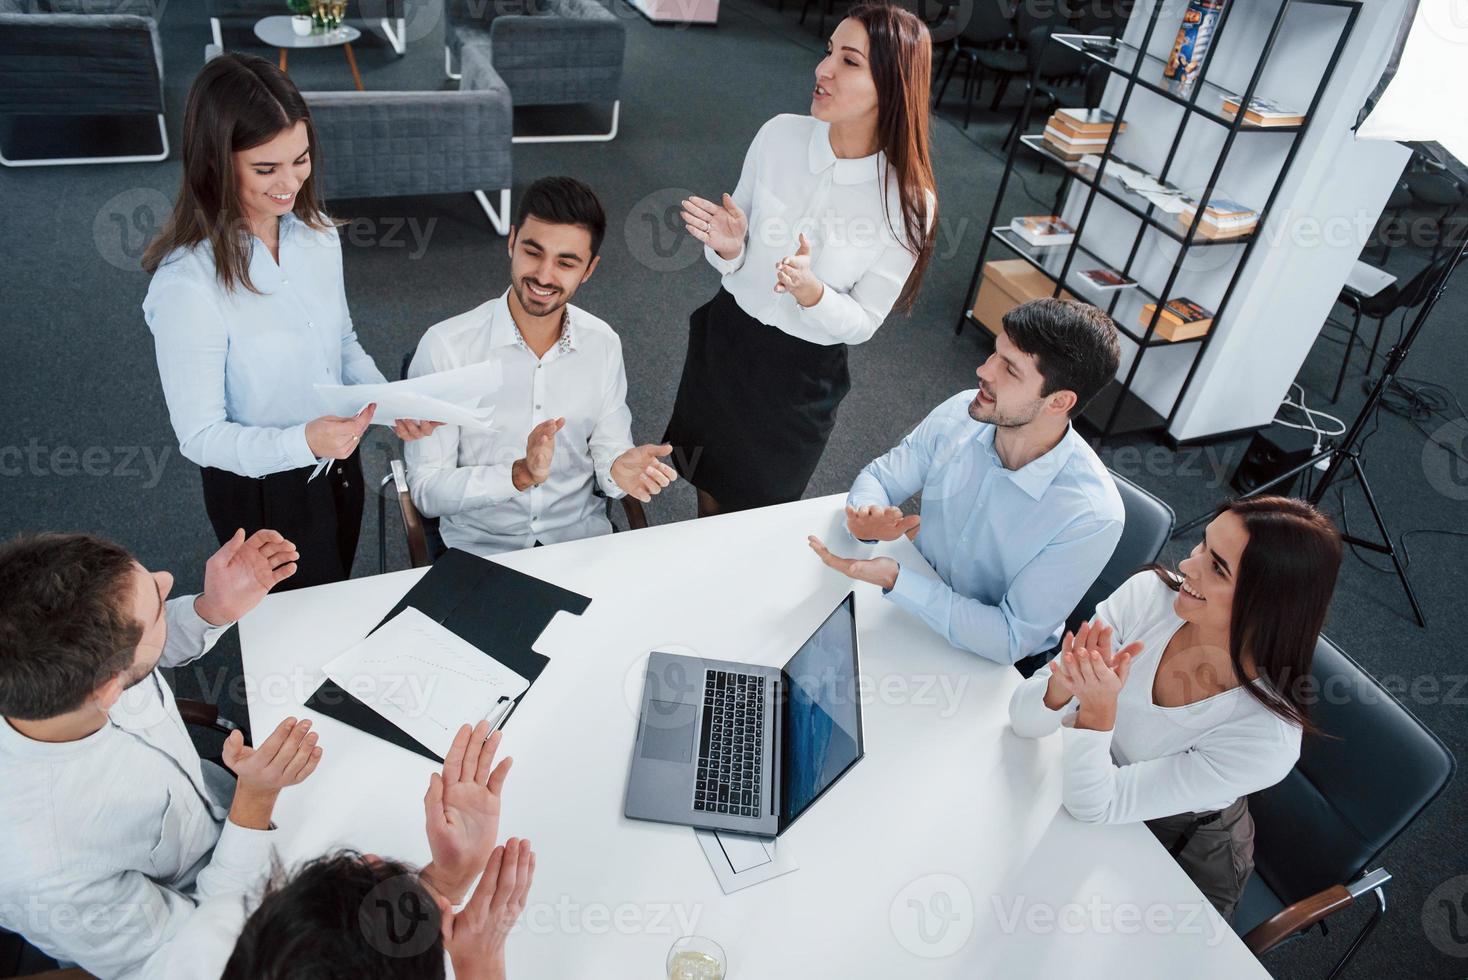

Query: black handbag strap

[1169,810,1224,858]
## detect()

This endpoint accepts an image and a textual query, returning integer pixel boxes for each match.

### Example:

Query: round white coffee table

[253,15,365,91]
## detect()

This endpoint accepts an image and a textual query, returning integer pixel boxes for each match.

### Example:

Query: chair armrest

[391,460,433,569]
[620,496,649,531]
[1243,885,1354,955]
[175,698,242,739]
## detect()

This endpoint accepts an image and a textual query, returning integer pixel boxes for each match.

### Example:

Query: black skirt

[663,288,851,512]
[199,452,365,591]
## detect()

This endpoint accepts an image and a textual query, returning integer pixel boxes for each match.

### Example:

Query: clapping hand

[774,233,823,308]
[611,444,679,502]
[1047,618,1142,729]
[807,535,899,591]
[306,403,375,459]
[420,722,514,906]
[681,193,748,262]
[845,504,921,543]
[438,838,536,980]
[223,716,321,796]
[194,528,298,626]
[513,418,564,490]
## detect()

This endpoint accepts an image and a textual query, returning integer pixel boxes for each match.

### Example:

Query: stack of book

[1042,108,1125,161]
[1179,196,1258,240]
[1221,95,1304,128]
[1009,215,1076,247]
[1140,298,1214,341]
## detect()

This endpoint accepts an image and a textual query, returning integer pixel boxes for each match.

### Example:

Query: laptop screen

[778,593,862,832]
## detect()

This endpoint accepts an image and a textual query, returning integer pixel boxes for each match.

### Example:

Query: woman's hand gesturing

[682,194,747,262]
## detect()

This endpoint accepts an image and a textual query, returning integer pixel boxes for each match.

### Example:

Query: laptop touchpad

[640,701,698,763]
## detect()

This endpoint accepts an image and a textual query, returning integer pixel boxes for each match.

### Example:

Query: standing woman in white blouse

[1008,496,1343,920]
[666,2,937,516]
[142,54,438,589]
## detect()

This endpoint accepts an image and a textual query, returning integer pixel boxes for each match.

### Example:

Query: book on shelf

[1043,125,1112,148]
[1040,136,1097,162]
[1180,196,1258,237]
[1221,95,1304,127]
[1009,215,1076,246]
[1077,267,1138,291]
[1140,297,1214,341]
[1052,107,1126,136]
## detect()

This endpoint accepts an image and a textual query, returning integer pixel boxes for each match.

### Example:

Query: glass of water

[666,935,727,980]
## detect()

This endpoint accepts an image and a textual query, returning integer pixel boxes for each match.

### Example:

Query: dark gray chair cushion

[303,43,511,200]
[0,11,163,115]
[447,0,623,106]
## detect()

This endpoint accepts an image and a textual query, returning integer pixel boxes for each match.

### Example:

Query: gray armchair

[0,0,167,167]
[302,41,514,232]
[207,0,407,55]
[444,0,623,142]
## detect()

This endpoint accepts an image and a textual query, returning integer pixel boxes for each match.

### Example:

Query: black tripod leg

[1347,456,1428,627]
[1173,446,1336,538]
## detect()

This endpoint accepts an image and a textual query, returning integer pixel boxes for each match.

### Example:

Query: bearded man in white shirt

[405,177,678,556]
[0,530,321,979]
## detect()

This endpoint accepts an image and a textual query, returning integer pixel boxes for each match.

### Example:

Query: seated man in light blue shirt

[809,298,1126,664]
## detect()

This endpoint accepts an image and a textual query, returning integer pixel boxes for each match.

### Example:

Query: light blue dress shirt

[848,391,1124,664]
[143,214,387,478]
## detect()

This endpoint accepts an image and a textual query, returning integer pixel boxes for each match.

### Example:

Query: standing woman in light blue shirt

[142,54,438,588]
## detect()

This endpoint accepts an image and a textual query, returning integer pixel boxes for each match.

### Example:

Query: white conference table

[239,494,1269,979]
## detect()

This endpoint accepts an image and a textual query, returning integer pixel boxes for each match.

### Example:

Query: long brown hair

[845,1,937,314]
[142,53,332,293]
[1152,496,1343,733]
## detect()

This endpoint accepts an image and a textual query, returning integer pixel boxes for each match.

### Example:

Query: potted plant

[287,0,313,34]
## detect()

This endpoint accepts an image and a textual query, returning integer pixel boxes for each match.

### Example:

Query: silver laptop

[624,592,863,838]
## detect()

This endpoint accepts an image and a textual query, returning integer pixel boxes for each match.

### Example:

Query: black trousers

[199,453,365,591]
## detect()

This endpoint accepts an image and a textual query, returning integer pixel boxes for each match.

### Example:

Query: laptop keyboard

[692,669,765,818]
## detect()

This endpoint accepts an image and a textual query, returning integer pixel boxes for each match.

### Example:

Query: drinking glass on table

[667,935,727,979]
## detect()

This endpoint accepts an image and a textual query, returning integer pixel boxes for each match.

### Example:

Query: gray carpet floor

[1,0,1465,976]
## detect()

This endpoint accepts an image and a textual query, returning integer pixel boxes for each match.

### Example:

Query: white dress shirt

[706,113,932,347]
[143,214,388,479]
[404,290,635,556]
[848,393,1124,664]
[1008,573,1302,822]
[0,598,276,980]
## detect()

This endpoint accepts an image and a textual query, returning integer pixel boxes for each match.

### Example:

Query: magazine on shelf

[1078,267,1139,291]
[1010,215,1077,246]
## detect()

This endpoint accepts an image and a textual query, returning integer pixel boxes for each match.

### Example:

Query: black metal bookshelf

[955,0,1362,440]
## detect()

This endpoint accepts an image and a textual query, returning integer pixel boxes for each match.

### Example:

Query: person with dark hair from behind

[152,722,535,980]
[0,530,320,978]
[1008,496,1343,920]
[808,297,1126,664]
[404,176,678,555]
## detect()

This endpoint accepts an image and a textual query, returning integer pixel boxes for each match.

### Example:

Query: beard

[968,388,1044,428]
[512,276,569,319]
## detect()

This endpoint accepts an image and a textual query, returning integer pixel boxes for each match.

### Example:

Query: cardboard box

[972,259,1075,335]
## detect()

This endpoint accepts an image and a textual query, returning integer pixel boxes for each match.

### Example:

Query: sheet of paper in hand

[315,359,503,432]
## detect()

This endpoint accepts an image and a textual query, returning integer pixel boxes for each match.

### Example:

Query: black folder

[303,548,593,762]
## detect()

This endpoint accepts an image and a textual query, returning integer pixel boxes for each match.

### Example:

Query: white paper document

[321,607,529,759]
[1346,260,1396,298]
[314,359,504,432]
[695,829,798,893]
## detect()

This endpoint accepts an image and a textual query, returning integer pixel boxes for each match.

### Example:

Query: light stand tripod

[1173,233,1467,628]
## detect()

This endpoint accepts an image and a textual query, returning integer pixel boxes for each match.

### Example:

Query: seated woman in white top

[1008,495,1343,920]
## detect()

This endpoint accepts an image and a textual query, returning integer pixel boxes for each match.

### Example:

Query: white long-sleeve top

[143,214,388,478]
[1008,572,1302,823]
[0,598,276,980]
[404,290,635,556]
[706,113,932,346]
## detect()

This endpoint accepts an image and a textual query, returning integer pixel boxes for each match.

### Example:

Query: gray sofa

[0,0,167,166]
[206,0,407,55]
[204,40,514,233]
[444,0,624,141]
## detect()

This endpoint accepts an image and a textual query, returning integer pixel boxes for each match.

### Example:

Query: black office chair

[931,0,1016,127]
[1002,26,1094,150]
[1014,469,1174,677]
[970,0,1075,122]
[1327,243,1461,402]
[1235,635,1455,978]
